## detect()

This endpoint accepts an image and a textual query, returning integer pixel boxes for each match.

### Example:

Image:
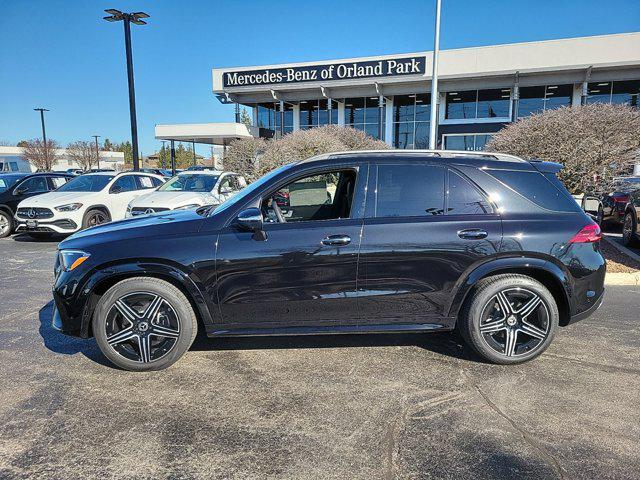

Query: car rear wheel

[93,277,198,371]
[458,274,558,364]
[622,212,639,247]
[82,209,111,229]
[0,210,13,238]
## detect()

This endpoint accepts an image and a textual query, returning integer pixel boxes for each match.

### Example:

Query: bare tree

[486,104,640,194]
[66,141,97,171]
[21,139,60,171]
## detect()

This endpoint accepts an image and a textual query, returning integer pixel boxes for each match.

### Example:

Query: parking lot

[0,235,638,480]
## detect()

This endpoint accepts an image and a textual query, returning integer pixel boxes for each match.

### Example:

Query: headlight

[58,250,90,271]
[55,203,83,212]
[174,203,200,210]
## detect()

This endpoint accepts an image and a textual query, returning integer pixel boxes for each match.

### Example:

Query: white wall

[0,146,125,172]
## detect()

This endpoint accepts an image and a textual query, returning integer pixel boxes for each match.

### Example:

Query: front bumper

[15,218,79,233]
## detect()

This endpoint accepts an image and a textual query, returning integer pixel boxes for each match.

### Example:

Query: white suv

[15,171,164,237]
[125,170,246,217]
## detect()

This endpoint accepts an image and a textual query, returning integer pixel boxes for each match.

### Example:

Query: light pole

[428,0,442,149]
[92,135,101,169]
[34,108,49,167]
[103,9,149,171]
[161,140,167,168]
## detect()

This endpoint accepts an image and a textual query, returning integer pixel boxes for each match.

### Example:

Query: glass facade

[299,99,338,129]
[446,89,511,120]
[518,84,572,117]
[392,94,430,149]
[443,134,493,151]
[256,103,293,135]
[344,97,382,139]
[587,80,640,107]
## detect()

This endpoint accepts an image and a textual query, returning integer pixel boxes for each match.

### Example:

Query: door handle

[457,229,488,240]
[321,235,351,246]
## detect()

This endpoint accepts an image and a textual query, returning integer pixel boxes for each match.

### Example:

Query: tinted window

[111,175,137,193]
[159,174,219,192]
[58,174,114,192]
[448,170,493,215]
[136,175,158,189]
[488,169,581,212]
[0,175,24,193]
[50,176,69,189]
[16,176,48,193]
[375,164,445,218]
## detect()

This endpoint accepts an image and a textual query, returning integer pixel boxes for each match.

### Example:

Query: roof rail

[322,149,526,163]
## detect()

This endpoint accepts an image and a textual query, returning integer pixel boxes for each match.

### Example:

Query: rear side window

[50,176,69,189]
[487,169,581,212]
[447,170,493,215]
[375,164,445,217]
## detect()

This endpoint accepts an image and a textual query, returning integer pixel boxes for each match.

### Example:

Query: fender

[446,256,573,320]
[74,259,216,338]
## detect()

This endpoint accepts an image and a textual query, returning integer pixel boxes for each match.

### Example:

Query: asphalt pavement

[0,234,638,480]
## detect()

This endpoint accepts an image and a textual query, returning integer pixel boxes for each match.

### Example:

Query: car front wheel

[82,208,111,229]
[458,274,558,364]
[93,277,198,371]
[0,210,13,238]
[622,212,639,247]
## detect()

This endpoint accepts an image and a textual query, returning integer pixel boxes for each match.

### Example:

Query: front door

[7,176,49,211]
[358,163,502,328]
[215,166,366,331]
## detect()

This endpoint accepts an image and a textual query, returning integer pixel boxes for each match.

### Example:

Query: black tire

[93,277,198,371]
[458,274,558,365]
[595,206,604,227]
[82,208,111,229]
[622,211,639,247]
[0,210,13,238]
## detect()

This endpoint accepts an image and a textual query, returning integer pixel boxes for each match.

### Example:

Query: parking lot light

[103,9,150,171]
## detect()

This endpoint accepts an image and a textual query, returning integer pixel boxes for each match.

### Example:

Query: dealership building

[156,32,640,152]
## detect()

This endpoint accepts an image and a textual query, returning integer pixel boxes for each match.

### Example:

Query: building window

[518,84,573,117]
[299,100,338,129]
[588,80,640,107]
[344,97,382,139]
[257,103,293,136]
[446,89,511,120]
[393,94,430,149]
[275,103,294,134]
[443,133,493,151]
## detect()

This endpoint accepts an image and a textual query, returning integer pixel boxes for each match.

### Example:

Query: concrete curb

[603,235,640,263]
[605,272,640,286]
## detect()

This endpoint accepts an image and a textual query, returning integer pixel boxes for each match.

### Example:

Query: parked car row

[0,169,246,238]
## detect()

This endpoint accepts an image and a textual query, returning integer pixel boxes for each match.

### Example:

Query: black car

[621,187,640,246]
[582,176,640,227]
[51,151,606,371]
[0,172,73,238]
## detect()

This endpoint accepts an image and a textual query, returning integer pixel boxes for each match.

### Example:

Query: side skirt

[206,321,455,338]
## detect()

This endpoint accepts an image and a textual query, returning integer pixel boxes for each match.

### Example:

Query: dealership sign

[223,56,426,88]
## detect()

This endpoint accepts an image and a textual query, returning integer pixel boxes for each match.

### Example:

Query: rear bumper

[567,288,605,325]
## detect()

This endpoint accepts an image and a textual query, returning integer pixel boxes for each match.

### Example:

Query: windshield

[159,174,219,192]
[57,174,114,192]
[211,163,295,215]
[0,175,23,193]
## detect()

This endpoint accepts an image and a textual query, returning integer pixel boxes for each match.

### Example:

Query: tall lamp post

[428,0,442,150]
[92,135,101,169]
[34,108,49,167]
[103,9,149,171]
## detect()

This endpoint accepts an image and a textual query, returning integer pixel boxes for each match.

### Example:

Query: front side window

[58,174,115,192]
[16,176,48,194]
[263,170,357,223]
[111,175,137,193]
[159,174,219,192]
[375,164,445,218]
[447,170,493,215]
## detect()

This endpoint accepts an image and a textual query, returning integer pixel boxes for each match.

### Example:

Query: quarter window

[447,170,493,215]
[375,164,445,218]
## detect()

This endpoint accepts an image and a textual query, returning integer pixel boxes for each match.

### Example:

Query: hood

[18,191,102,208]
[130,191,214,208]
[59,209,205,250]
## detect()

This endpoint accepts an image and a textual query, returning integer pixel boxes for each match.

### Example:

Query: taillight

[568,223,602,243]
[613,194,629,204]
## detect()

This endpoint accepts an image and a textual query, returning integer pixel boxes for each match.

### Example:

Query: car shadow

[38,301,115,369]
[13,233,64,243]
[190,328,482,363]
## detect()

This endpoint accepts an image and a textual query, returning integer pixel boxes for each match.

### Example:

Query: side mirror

[14,187,27,196]
[110,185,122,194]
[236,207,263,232]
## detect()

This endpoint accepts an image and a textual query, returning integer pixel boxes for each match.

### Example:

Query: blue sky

[1,0,639,156]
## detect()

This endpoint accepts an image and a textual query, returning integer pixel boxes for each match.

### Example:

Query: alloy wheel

[623,213,634,244]
[89,212,107,227]
[105,292,181,363]
[478,288,550,357]
[0,213,10,236]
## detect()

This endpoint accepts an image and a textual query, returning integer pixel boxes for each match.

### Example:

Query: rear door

[357,162,502,328]
[108,175,140,219]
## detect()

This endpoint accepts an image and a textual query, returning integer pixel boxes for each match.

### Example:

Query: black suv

[0,172,73,237]
[51,151,605,371]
